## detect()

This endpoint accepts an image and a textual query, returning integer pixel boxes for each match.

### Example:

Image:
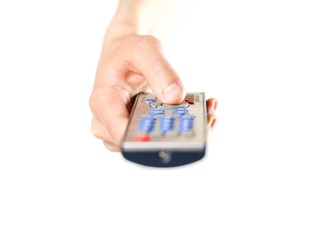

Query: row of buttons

[149,108,189,116]
[146,93,197,104]
[139,115,195,134]
[150,102,189,109]
[145,94,195,109]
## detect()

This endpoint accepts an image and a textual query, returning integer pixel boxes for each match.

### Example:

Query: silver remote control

[121,92,207,167]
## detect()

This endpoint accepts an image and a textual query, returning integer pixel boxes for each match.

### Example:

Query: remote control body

[121,92,207,167]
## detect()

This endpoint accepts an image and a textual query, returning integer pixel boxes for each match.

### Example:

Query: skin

[89,0,217,151]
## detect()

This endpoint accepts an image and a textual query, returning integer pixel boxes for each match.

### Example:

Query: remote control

[121,92,207,167]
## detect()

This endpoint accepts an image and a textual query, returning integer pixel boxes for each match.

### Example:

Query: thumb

[131,36,185,104]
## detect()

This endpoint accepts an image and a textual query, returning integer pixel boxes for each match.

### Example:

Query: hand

[89,35,217,151]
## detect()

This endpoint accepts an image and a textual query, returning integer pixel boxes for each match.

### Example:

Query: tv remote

[121,92,207,167]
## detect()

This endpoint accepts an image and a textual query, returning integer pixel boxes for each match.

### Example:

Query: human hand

[89,35,217,151]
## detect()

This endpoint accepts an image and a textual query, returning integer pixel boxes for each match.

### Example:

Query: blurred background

[0,0,323,239]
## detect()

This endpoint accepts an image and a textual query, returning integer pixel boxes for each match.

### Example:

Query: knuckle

[91,118,114,143]
[132,35,161,50]
[89,90,101,113]
[89,87,110,114]
[91,125,101,139]
[89,92,96,110]
[91,127,102,140]
[91,117,103,139]
[142,35,160,45]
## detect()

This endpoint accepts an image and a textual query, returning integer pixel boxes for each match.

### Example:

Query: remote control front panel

[122,92,207,167]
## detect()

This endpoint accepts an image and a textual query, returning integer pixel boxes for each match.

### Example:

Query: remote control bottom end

[122,150,205,167]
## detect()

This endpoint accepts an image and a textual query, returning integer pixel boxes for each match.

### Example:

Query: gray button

[162,103,177,107]
[157,104,177,109]
[160,102,189,108]
[176,102,189,108]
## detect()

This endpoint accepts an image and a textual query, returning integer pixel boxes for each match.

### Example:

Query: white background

[0,0,324,239]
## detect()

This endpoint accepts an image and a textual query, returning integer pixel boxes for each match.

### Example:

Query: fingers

[206,98,218,129]
[90,86,130,146]
[130,36,185,104]
[91,116,112,141]
[209,116,217,129]
[103,141,121,152]
[92,117,121,152]
[206,98,217,115]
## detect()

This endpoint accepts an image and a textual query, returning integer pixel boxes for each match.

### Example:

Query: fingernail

[162,82,184,102]
[214,101,218,111]
[208,103,214,115]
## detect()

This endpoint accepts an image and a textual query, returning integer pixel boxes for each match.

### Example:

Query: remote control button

[155,102,189,109]
[139,115,156,132]
[149,108,165,116]
[185,94,196,103]
[181,115,195,120]
[157,104,177,109]
[185,98,195,103]
[173,107,188,115]
[161,103,174,107]
[179,115,195,132]
[145,94,156,104]
[159,116,175,133]
[175,102,189,108]
[134,134,150,142]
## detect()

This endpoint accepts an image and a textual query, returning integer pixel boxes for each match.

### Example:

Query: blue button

[139,116,156,132]
[159,116,175,133]
[150,108,165,116]
[145,94,156,104]
[173,108,188,115]
[179,116,194,132]
[145,98,156,104]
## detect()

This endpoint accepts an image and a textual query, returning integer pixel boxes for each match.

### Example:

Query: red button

[134,134,150,142]
[185,97,195,103]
